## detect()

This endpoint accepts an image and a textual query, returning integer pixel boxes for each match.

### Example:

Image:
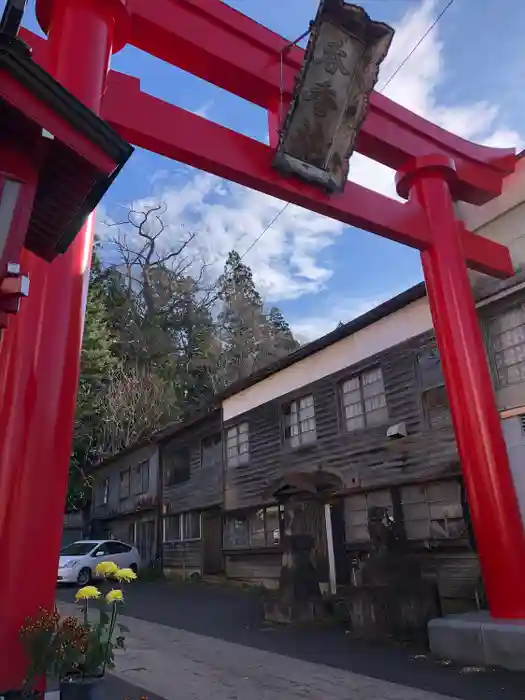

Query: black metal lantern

[273,0,394,193]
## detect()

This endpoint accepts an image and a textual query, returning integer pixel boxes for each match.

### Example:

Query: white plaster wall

[457,156,525,271]
[223,297,433,421]
[224,159,525,423]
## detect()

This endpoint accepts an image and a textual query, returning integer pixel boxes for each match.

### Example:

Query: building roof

[90,404,221,470]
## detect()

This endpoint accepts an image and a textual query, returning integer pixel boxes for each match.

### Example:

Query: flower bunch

[70,561,137,678]
[20,606,60,639]
[19,561,137,691]
[19,607,90,693]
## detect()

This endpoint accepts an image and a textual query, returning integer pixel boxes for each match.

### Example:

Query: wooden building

[89,443,160,566]
[159,408,224,578]
[88,270,525,609]
[87,156,525,620]
[219,274,525,612]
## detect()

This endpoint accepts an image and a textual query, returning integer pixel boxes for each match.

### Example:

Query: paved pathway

[57,582,525,699]
[60,601,455,700]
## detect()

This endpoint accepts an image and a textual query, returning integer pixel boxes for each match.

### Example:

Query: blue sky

[22,0,525,340]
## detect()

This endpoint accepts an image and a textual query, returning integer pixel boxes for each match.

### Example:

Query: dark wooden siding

[163,540,203,572]
[224,330,459,511]
[225,551,281,584]
[161,409,223,513]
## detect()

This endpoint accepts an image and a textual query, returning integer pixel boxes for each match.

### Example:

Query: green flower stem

[101,603,118,677]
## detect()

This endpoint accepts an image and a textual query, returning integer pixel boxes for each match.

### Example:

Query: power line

[238,202,290,262]
[231,0,455,267]
[379,0,455,94]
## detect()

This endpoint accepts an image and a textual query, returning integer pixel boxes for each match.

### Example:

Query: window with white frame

[223,506,283,549]
[226,422,249,467]
[488,304,525,387]
[183,511,201,540]
[340,367,388,432]
[97,477,109,506]
[283,394,316,447]
[344,489,393,543]
[163,511,201,542]
[400,481,466,541]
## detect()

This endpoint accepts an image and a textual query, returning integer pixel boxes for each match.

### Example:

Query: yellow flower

[95,561,118,578]
[114,568,137,583]
[75,586,101,600]
[106,589,124,604]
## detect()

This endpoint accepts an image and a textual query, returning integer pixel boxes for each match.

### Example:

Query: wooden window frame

[119,468,130,501]
[131,460,149,496]
[400,480,467,542]
[100,477,109,505]
[282,393,317,448]
[417,344,451,430]
[141,461,150,493]
[486,302,525,388]
[201,432,223,469]
[223,506,283,549]
[226,422,249,468]
[163,447,191,486]
[162,511,202,543]
[339,366,388,433]
[344,489,394,544]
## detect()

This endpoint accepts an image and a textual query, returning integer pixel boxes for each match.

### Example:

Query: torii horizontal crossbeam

[19,29,515,279]
[122,0,515,206]
[102,71,512,279]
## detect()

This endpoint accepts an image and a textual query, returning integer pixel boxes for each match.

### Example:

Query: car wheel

[130,563,138,574]
[77,567,91,586]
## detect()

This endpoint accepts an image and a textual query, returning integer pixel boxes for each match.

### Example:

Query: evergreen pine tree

[268,306,300,354]
[70,243,119,509]
[217,251,300,383]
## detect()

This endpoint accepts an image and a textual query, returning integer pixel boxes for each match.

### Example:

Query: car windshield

[60,542,96,556]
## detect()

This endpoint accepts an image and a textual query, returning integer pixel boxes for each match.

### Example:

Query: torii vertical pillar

[397,155,525,620]
[0,0,127,690]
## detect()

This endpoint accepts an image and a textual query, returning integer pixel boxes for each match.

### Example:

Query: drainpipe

[324,503,337,596]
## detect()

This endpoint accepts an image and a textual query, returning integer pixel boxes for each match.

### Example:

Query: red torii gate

[0,0,524,686]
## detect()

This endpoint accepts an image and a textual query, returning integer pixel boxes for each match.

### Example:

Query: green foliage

[216,250,298,386]
[71,207,300,508]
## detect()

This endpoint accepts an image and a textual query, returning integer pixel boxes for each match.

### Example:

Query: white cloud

[111,0,522,331]
[350,0,522,200]
[191,100,214,119]
[124,174,344,301]
[291,295,387,343]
